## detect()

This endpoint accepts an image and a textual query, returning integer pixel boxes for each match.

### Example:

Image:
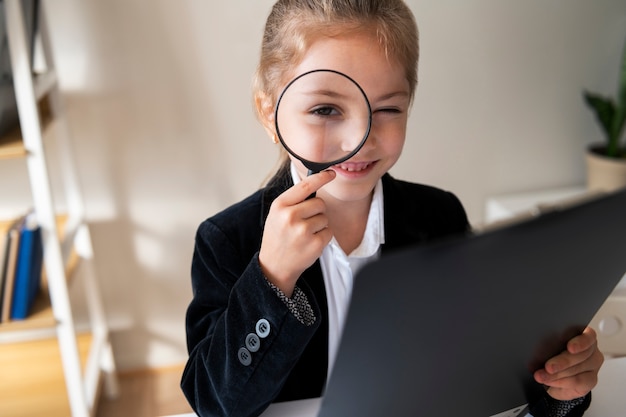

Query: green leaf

[583,36,626,157]
[583,91,615,140]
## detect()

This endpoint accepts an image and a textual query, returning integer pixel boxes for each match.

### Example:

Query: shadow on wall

[90,219,190,369]
[55,0,271,369]
[61,77,232,369]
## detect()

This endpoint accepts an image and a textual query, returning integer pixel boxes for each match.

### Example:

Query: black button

[256,319,270,338]
[246,333,261,352]
[238,347,252,366]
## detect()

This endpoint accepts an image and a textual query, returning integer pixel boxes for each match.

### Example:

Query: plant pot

[586,145,626,192]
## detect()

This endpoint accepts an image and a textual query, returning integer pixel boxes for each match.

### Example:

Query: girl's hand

[533,327,604,401]
[259,170,336,297]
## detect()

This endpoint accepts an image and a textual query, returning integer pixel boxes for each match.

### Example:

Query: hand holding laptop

[318,189,626,417]
[534,327,603,401]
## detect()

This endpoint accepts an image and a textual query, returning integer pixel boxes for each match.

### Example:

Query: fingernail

[548,362,561,373]
[534,370,547,383]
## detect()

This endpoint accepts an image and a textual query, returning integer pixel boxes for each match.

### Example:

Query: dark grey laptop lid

[318,189,626,417]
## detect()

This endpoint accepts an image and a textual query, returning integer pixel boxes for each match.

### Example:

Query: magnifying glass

[274,69,372,176]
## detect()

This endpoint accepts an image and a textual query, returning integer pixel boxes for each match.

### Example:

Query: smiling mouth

[336,161,373,172]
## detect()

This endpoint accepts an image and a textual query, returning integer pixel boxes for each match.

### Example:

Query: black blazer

[181,166,470,417]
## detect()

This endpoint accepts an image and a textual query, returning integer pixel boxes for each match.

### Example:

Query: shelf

[0,332,92,417]
[0,126,28,159]
[2,3,116,414]
[0,215,80,333]
[33,70,58,102]
[0,72,55,160]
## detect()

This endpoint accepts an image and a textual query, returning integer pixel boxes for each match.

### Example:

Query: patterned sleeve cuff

[540,393,591,417]
[266,281,316,326]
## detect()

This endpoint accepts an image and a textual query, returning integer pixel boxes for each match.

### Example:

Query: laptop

[318,188,626,417]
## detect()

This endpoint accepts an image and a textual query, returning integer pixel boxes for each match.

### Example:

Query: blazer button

[256,319,270,338]
[246,333,261,352]
[238,347,252,366]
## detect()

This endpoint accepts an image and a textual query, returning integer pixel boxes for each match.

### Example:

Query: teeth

[340,163,370,172]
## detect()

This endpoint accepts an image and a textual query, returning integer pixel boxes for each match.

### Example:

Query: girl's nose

[354,127,376,156]
[340,115,371,153]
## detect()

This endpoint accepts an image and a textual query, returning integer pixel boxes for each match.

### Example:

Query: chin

[323,181,377,203]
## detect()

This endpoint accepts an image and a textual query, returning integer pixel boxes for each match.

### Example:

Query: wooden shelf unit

[0,88,53,159]
[0,131,28,158]
[0,1,118,416]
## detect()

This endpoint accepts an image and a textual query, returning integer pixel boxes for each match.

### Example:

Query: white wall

[2,0,624,370]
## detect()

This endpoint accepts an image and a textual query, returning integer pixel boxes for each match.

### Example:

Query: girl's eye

[375,107,402,115]
[311,106,339,117]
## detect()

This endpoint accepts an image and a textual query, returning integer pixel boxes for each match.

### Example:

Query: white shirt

[289,163,385,377]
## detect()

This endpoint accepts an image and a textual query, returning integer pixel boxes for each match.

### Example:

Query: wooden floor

[96,364,194,417]
[0,334,93,417]
[0,331,193,417]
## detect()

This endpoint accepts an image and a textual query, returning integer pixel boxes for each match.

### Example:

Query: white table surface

[169,356,626,417]
[484,186,589,224]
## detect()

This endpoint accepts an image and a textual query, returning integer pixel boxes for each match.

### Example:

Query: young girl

[181,1,603,416]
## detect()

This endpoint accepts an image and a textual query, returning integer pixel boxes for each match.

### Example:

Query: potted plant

[583,36,626,192]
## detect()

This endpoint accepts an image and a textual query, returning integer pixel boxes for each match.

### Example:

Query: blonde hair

[254,0,420,175]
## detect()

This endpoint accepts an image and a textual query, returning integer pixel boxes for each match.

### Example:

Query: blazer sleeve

[181,219,321,417]
[528,392,591,417]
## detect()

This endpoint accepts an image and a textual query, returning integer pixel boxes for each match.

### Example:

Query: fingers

[277,170,336,206]
[258,170,336,296]
[270,171,335,233]
[533,327,604,401]
[542,371,598,401]
[567,327,598,354]
[536,345,603,382]
[543,345,595,377]
[542,328,601,376]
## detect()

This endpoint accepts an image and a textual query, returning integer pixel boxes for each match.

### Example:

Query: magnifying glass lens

[275,70,371,173]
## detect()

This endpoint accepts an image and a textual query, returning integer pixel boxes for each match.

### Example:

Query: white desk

[484,186,589,224]
[169,356,626,417]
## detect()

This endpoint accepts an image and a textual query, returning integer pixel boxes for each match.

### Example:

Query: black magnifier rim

[274,69,372,174]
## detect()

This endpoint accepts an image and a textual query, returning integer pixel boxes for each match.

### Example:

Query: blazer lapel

[381,174,429,254]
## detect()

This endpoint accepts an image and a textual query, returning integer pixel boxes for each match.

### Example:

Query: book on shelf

[0,225,9,315]
[10,212,43,320]
[0,212,43,323]
[0,215,25,323]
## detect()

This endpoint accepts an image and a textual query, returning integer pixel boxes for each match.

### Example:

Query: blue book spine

[10,223,43,320]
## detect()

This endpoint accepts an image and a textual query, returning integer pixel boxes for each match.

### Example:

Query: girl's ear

[255,92,277,142]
